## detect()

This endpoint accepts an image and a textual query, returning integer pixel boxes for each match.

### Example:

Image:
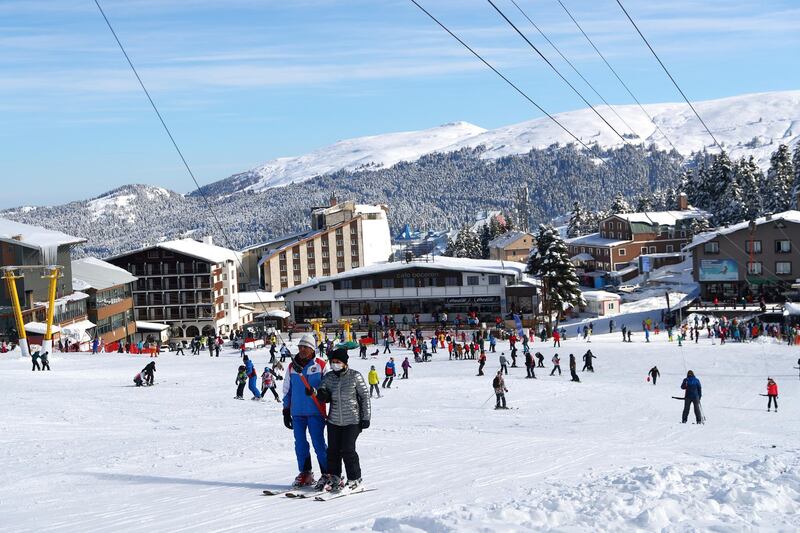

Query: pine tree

[715,173,746,226]
[634,195,653,212]
[448,227,482,259]
[479,223,492,259]
[609,193,631,215]
[792,144,800,208]
[764,144,794,213]
[686,217,711,237]
[707,151,734,217]
[734,156,763,220]
[526,224,585,334]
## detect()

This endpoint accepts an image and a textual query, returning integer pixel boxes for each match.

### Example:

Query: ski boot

[324,475,344,493]
[313,474,331,492]
[346,478,362,491]
[292,471,315,489]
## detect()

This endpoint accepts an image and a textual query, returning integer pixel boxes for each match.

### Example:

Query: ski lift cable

[507,0,641,141]
[614,0,723,153]
[485,0,631,146]
[408,0,592,152]
[555,0,679,153]
[92,0,276,318]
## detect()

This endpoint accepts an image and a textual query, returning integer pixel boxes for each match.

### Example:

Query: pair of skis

[262,485,374,501]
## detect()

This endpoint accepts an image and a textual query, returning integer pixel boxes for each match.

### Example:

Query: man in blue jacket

[243,354,261,400]
[283,333,329,489]
[681,370,703,424]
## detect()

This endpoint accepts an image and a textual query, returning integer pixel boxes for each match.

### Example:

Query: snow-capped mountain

[194,90,800,197]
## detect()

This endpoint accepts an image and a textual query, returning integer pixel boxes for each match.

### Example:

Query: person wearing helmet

[282,333,329,489]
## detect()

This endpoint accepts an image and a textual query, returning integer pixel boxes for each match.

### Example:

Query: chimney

[12,234,22,241]
[677,192,688,211]
[202,236,214,246]
[329,194,337,207]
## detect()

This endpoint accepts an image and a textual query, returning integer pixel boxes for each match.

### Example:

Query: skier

[535,351,545,368]
[31,350,41,371]
[493,371,508,409]
[510,346,518,368]
[766,378,778,412]
[243,354,261,400]
[680,370,703,424]
[524,351,536,379]
[175,341,184,355]
[40,351,50,371]
[401,357,411,379]
[569,354,580,382]
[269,343,277,364]
[280,343,291,362]
[235,365,247,399]
[609,319,614,334]
[282,333,329,490]
[581,350,596,372]
[382,358,396,388]
[92,336,100,354]
[368,365,380,397]
[359,342,367,360]
[550,354,561,376]
[553,329,561,347]
[142,361,156,386]
[648,366,660,385]
[261,367,280,402]
[499,353,509,375]
[382,335,391,354]
[477,351,486,376]
[306,347,371,493]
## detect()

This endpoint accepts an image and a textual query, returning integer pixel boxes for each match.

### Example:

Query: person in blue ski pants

[242,355,261,400]
[283,333,329,488]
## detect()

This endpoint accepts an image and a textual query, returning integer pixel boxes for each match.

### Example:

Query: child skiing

[261,367,280,402]
[368,366,380,397]
[766,378,778,412]
[550,354,561,376]
[235,365,247,399]
[493,371,508,409]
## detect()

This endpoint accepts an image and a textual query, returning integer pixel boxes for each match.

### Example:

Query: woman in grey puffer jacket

[309,347,371,492]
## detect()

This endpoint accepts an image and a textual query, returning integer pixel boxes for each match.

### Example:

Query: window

[322,250,329,258]
[319,284,327,291]
[337,250,344,257]
[293,263,300,271]
[293,253,300,259]
[280,276,287,283]
[341,280,353,289]
[280,264,287,272]
[361,279,373,289]
[581,247,586,253]
[488,275,501,285]
[307,252,315,259]
[352,261,359,267]
[321,239,328,248]
[293,274,300,282]
[641,247,647,255]
[618,249,626,257]
[337,261,344,269]
[666,245,674,252]
[381,279,393,288]
[648,246,656,254]
[402,278,415,288]
[467,275,480,286]
[747,262,763,275]
[704,242,720,254]
[775,240,791,253]
[745,240,762,254]
[445,276,459,286]
[680,230,686,238]
[776,261,792,275]
[608,303,614,310]
[147,250,159,259]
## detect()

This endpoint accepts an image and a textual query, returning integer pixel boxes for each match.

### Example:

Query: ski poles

[480,392,496,408]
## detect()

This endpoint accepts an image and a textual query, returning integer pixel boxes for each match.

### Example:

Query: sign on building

[699,259,738,281]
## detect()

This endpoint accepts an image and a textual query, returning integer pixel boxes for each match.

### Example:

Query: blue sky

[1,0,799,208]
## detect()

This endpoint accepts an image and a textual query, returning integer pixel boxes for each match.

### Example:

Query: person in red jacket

[766,378,778,412]
[552,329,561,347]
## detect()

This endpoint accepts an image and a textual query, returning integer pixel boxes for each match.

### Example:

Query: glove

[304,387,316,396]
[282,408,293,430]
[360,420,370,430]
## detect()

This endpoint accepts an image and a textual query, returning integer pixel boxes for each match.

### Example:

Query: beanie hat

[298,333,316,351]
[329,347,349,364]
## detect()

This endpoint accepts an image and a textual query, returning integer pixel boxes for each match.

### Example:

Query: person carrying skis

[524,351,536,379]
[142,361,156,386]
[569,354,581,382]
[306,347,371,493]
[493,371,508,409]
[261,367,280,402]
[283,333,329,490]
[243,354,261,401]
[680,370,703,424]
[401,357,411,379]
[766,378,778,412]
[499,353,509,375]
[382,357,396,388]
[550,354,561,376]
[368,366,380,397]
[477,351,486,376]
[648,366,660,385]
[235,365,247,399]
[582,350,596,372]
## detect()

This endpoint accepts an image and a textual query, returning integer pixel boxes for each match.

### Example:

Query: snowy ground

[2,332,800,532]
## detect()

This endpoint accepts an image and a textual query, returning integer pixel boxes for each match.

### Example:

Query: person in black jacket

[524,351,536,379]
[142,361,156,386]
[582,350,596,372]
[569,354,581,382]
[535,352,545,368]
[681,370,703,424]
[648,366,660,385]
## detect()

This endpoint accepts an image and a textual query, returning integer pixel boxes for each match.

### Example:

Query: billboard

[699,259,738,281]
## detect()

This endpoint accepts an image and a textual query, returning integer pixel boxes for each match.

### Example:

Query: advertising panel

[699,259,738,281]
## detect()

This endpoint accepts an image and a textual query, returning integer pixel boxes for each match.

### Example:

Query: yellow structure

[305,318,327,341]
[337,318,359,343]
[41,266,62,355]
[2,268,30,359]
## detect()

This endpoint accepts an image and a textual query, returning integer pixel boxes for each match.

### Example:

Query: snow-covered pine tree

[686,216,711,237]
[764,144,794,213]
[634,195,653,212]
[609,193,631,215]
[566,202,585,238]
[735,156,764,221]
[479,223,492,259]
[449,227,482,259]
[715,171,747,226]
[792,144,800,208]
[707,151,734,217]
[526,224,585,334]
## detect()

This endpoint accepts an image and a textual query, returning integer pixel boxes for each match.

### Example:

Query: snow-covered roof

[60,319,96,332]
[240,229,314,253]
[582,290,621,301]
[135,321,170,331]
[488,231,533,250]
[24,322,61,334]
[684,210,800,250]
[611,209,708,226]
[109,238,238,264]
[277,257,528,297]
[238,291,283,304]
[36,291,89,309]
[565,233,629,247]
[571,252,595,262]
[0,218,86,253]
[72,257,137,290]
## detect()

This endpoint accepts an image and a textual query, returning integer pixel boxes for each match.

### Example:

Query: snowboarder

[499,353,509,375]
[401,357,411,379]
[569,354,580,382]
[282,333,329,490]
[235,365,247,399]
[261,367,280,402]
[40,351,50,371]
[493,371,508,409]
[648,366,660,385]
[766,378,778,412]
[524,351,536,379]
[550,354,561,376]
[477,351,486,376]
[306,347,371,493]
[680,370,703,424]
[368,366,380,397]
[581,350,596,372]
[142,361,156,386]
[243,354,261,400]
[382,358,396,388]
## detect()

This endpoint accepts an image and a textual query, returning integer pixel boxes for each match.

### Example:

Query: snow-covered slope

[200,90,800,195]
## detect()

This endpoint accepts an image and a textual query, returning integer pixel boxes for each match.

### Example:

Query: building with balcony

[684,211,800,302]
[276,256,535,324]
[106,237,242,339]
[488,231,534,261]
[240,198,392,292]
[72,257,137,347]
